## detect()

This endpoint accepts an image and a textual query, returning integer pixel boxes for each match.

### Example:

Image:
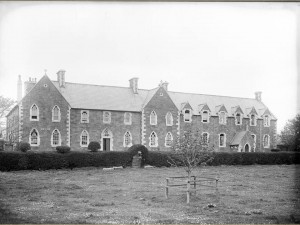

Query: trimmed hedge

[0,151,132,171]
[56,146,71,154]
[127,144,149,166]
[88,141,100,152]
[1,151,299,171]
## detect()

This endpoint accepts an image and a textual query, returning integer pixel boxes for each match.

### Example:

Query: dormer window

[103,111,111,124]
[166,112,173,126]
[183,109,192,122]
[30,104,39,121]
[81,110,89,123]
[235,113,242,125]
[250,114,257,126]
[219,111,226,125]
[202,111,209,123]
[150,111,157,125]
[52,105,61,122]
[264,115,270,127]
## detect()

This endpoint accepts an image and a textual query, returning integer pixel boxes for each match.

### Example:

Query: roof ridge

[51,80,151,91]
[168,90,257,101]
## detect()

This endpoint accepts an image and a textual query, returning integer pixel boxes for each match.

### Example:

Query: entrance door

[103,138,110,151]
[244,144,249,152]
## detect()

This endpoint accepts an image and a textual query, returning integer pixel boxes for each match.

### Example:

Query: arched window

[52,105,61,122]
[219,112,226,125]
[202,111,209,123]
[29,128,39,146]
[264,115,270,127]
[219,133,226,147]
[123,131,132,147]
[235,113,242,125]
[165,112,173,126]
[251,134,256,151]
[263,134,270,148]
[150,111,157,125]
[30,104,39,121]
[149,131,158,147]
[250,114,256,126]
[80,130,89,147]
[184,109,192,122]
[202,132,209,145]
[103,111,111,124]
[165,132,173,147]
[51,129,61,147]
[81,110,89,123]
[124,112,132,125]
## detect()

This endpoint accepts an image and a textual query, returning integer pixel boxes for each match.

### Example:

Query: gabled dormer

[181,102,193,123]
[262,108,272,127]
[246,107,258,126]
[198,103,211,123]
[231,105,244,125]
[216,104,228,125]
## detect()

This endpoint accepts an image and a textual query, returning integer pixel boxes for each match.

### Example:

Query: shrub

[56,146,71,154]
[88,141,100,152]
[18,142,31,152]
[127,144,149,165]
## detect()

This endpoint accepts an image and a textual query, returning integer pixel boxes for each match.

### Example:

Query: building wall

[70,109,141,151]
[21,75,70,150]
[143,87,179,151]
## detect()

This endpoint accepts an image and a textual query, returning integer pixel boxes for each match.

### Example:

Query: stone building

[6,70,277,152]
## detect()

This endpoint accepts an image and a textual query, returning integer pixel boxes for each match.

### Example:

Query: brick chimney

[162,81,169,91]
[17,75,22,102]
[24,77,37,95]
[57,70,66,88]
[129,77,138,94]
[255,91,262,101]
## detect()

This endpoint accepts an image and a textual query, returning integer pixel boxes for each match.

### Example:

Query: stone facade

[6,71,277,152]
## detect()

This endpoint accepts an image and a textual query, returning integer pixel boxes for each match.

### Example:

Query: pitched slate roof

[51,79,276,119]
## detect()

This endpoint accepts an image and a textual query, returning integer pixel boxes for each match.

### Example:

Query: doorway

[103,138,110,151]
[101,128,113,151]
[244,143,250,152]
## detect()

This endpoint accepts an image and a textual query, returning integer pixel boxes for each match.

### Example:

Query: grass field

[0,165,299,224]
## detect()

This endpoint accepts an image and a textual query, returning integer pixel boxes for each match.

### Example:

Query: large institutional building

[6,70,277,152]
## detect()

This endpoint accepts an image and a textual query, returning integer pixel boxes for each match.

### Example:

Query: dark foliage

[56,146,71,154]
[279,113,300,151]
[17,142,31,152]
[127,144,149,165]
[0,151,132,171]
[88,141,100,152]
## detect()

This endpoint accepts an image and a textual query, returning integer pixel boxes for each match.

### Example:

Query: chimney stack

[17,75,22,102]
[24,77,37,95]
[129,77,138,94]
[161,81,169,91]
[57,70,66,88]
[255,91,262,102]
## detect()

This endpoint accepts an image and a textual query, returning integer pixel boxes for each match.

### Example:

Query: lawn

[0,165,299,224]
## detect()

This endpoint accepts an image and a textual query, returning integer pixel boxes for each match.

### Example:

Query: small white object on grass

[144,165,154,168]
[113,166,123,169]
[103,168,114,171]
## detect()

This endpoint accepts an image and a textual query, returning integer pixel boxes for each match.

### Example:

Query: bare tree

[168,129,214,180]
[0,96,16,138]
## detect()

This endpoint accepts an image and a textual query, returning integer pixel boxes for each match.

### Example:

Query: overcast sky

[0,1,299,132]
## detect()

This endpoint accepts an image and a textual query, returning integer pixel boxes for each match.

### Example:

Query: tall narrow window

[263,134,270,148]
[219,112,226,125]
[81,110,89,123]
[183,109,192,122]
[51,129,61,147]
[29,128,39,146]
[52,106,61,122]
[264,115,270,127]
[124,112,132,125]
[103,111,111,124]
[250,114,256,126]
[124,131,132,147]
[80,130,89,147]
[235,113,242,125]
[251,134,256,151]
[165,132,173,147]
[149,131,158,147]
[150,111,157,125]
[202,111,209,123]
[30,104,39,121]
[165,112,173,126]
[219,133,226,147]
[202,132,209,145]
